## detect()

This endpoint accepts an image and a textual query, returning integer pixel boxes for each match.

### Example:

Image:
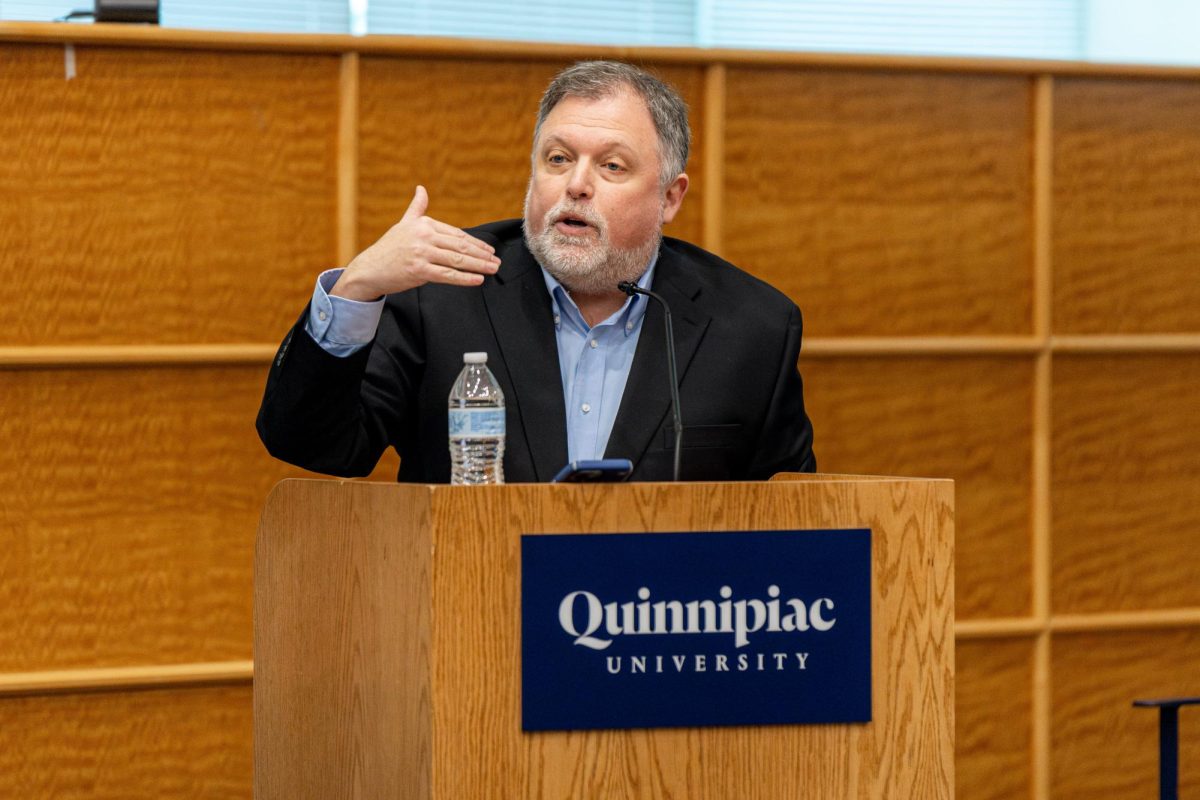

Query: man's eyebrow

[540,134,636,156]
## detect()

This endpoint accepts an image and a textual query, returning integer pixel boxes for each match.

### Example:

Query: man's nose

[565,163,593,199]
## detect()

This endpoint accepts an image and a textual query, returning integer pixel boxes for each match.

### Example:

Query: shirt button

[318,311,328,321]
[625,322,633,332]
[590,339,598,349]
[554,314,561,325]
[581,403,591,414]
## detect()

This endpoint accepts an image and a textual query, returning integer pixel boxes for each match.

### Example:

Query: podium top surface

[265,471,952,498]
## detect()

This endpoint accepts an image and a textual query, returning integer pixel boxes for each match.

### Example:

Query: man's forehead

[537,90,656,146]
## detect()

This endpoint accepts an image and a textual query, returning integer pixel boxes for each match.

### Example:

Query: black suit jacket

[257,219,815,482]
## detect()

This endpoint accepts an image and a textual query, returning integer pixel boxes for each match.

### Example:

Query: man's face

[523,89,688,295]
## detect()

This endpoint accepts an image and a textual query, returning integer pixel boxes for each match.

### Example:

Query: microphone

[618,281,683,482]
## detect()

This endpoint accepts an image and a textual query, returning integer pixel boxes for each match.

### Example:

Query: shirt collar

[539,251,658,337]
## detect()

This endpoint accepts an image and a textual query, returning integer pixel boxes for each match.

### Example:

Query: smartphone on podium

[551,459,633,483]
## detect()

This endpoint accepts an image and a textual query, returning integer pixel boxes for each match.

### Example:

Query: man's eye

[548,154,567,164]
[603,162,623,172]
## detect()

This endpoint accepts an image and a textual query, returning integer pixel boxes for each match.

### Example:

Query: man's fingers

[424,265,486,287]
[428,218,495,254]
[431,233,499,263]
[400,185,429,222]
[427,245,500,275]
[427,218,462,237]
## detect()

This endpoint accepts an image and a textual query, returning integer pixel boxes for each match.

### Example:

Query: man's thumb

[402,185,429,221]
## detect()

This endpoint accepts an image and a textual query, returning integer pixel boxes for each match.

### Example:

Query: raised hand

[331,185,501,301]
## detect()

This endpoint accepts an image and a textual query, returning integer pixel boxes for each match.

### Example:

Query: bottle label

[448,408,506,437]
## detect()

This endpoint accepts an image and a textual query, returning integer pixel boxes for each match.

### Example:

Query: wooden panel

[1054,78,1200,334]
[0,44,339,346]
[256,482,433,800]
[0,685,252,799]
[357,57,705,255]
[1052,354,1200,613]
[723,68,1033,337]
[1052,628,1200,799]
[0,365,399,671]
[801,356,1034,619]
[432,480,953,799]
[956,638,1034,800]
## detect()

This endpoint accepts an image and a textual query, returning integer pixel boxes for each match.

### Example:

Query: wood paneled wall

[2,22,1198,799]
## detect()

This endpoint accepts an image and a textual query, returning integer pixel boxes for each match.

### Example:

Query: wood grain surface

[356,57,705,256]
[0,660,252,696]
[0,44,340,346]
[723,68,1033,337]
[801,356,1034,619]
[1051,628,1200,799]
[956,638,1035,800]
[255,480,432,800]
[255,478,954,799]
[1051,354,1200,613]
[0,684,252,799]
[1053,78,1200,334]
[0,365,398,671]
[427,480,954,799]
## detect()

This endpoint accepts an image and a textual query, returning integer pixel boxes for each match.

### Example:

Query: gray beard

[523,193,661,296]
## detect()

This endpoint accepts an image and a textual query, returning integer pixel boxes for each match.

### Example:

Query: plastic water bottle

[448,352,506,485]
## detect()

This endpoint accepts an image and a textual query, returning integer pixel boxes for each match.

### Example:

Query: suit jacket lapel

[481,243,568,482]
[604,248,711,468]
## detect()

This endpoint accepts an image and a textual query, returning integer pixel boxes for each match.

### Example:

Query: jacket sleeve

[746,303,817,479]
[255,291,424,478]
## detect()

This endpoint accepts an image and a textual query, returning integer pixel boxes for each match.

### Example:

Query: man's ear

[661,173,689,224]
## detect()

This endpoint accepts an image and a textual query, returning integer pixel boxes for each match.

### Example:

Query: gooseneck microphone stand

[618,281,682,482]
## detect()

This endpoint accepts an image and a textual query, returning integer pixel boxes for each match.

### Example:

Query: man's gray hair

[534,60,691,187]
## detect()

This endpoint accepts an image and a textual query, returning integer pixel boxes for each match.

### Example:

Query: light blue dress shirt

[305,269,386,358]
[540,256,655,462]
[304,256,657,462]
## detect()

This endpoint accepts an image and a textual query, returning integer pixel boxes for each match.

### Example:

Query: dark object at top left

[60,1,159,24]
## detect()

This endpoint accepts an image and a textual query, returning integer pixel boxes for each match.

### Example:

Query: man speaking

[257,61,815,482]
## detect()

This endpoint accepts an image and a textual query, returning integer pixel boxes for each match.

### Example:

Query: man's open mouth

[554,214,597,235]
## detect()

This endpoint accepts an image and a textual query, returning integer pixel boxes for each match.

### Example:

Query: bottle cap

[463,352,488,364]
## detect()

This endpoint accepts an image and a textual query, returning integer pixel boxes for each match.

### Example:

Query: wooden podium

[255,476,954,799]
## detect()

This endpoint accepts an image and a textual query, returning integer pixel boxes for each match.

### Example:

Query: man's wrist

[329,268,384,302]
